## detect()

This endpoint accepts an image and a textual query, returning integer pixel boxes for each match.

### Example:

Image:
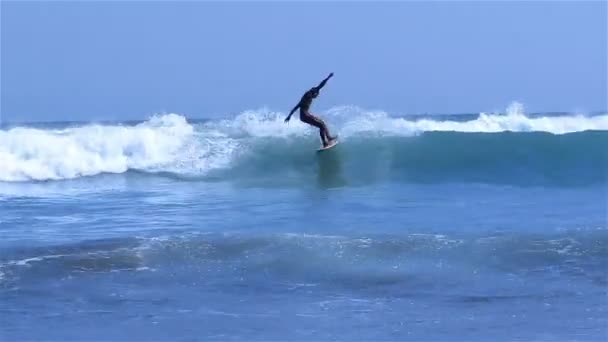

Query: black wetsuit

[285,73,336,146]
[298,89,333,143]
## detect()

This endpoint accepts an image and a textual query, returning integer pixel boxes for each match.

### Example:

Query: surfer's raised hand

[316,73,334,91]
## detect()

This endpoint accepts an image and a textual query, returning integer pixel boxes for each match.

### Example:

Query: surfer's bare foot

[322,138,336,147]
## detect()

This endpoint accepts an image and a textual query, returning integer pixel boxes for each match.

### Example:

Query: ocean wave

[1,231,605,287]
[334,102,608,136]
[1,103,606,184]
[0,114,238,181]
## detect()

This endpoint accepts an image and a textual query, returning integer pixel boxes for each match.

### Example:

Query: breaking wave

[1,103,606,185]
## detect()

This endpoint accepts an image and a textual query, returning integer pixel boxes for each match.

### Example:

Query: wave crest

[1,104,607,183]
[0,113,196,181]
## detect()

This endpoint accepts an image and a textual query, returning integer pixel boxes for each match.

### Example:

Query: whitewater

[1,103,607,183]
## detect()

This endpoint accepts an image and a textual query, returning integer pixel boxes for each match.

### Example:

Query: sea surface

[1,104,607,340]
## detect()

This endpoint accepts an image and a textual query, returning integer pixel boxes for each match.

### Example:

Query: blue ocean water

[1,105,607,340]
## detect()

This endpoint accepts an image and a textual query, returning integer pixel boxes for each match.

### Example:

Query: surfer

[285,73,337,147]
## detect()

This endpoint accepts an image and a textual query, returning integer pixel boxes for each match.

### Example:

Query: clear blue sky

[1,1,606,122]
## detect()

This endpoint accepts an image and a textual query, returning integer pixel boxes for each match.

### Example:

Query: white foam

[336,103,608,137]
[214,103,607,139]
[0,114,237,181]
[7,254,65,266]
[207,108,311,138]
[1,104,606,182]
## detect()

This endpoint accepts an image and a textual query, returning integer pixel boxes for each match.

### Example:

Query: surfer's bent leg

[301,114,334,146]
[301,114,328,145]
[313,115,336,143]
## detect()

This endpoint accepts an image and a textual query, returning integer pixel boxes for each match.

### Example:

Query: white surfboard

[317,139,339,152]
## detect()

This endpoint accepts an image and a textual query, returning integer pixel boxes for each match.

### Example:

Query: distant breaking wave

[1,103,607,185]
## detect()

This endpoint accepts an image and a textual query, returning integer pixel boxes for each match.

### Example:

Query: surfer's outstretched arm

[285,103,300,122]
[315,72,334,91]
